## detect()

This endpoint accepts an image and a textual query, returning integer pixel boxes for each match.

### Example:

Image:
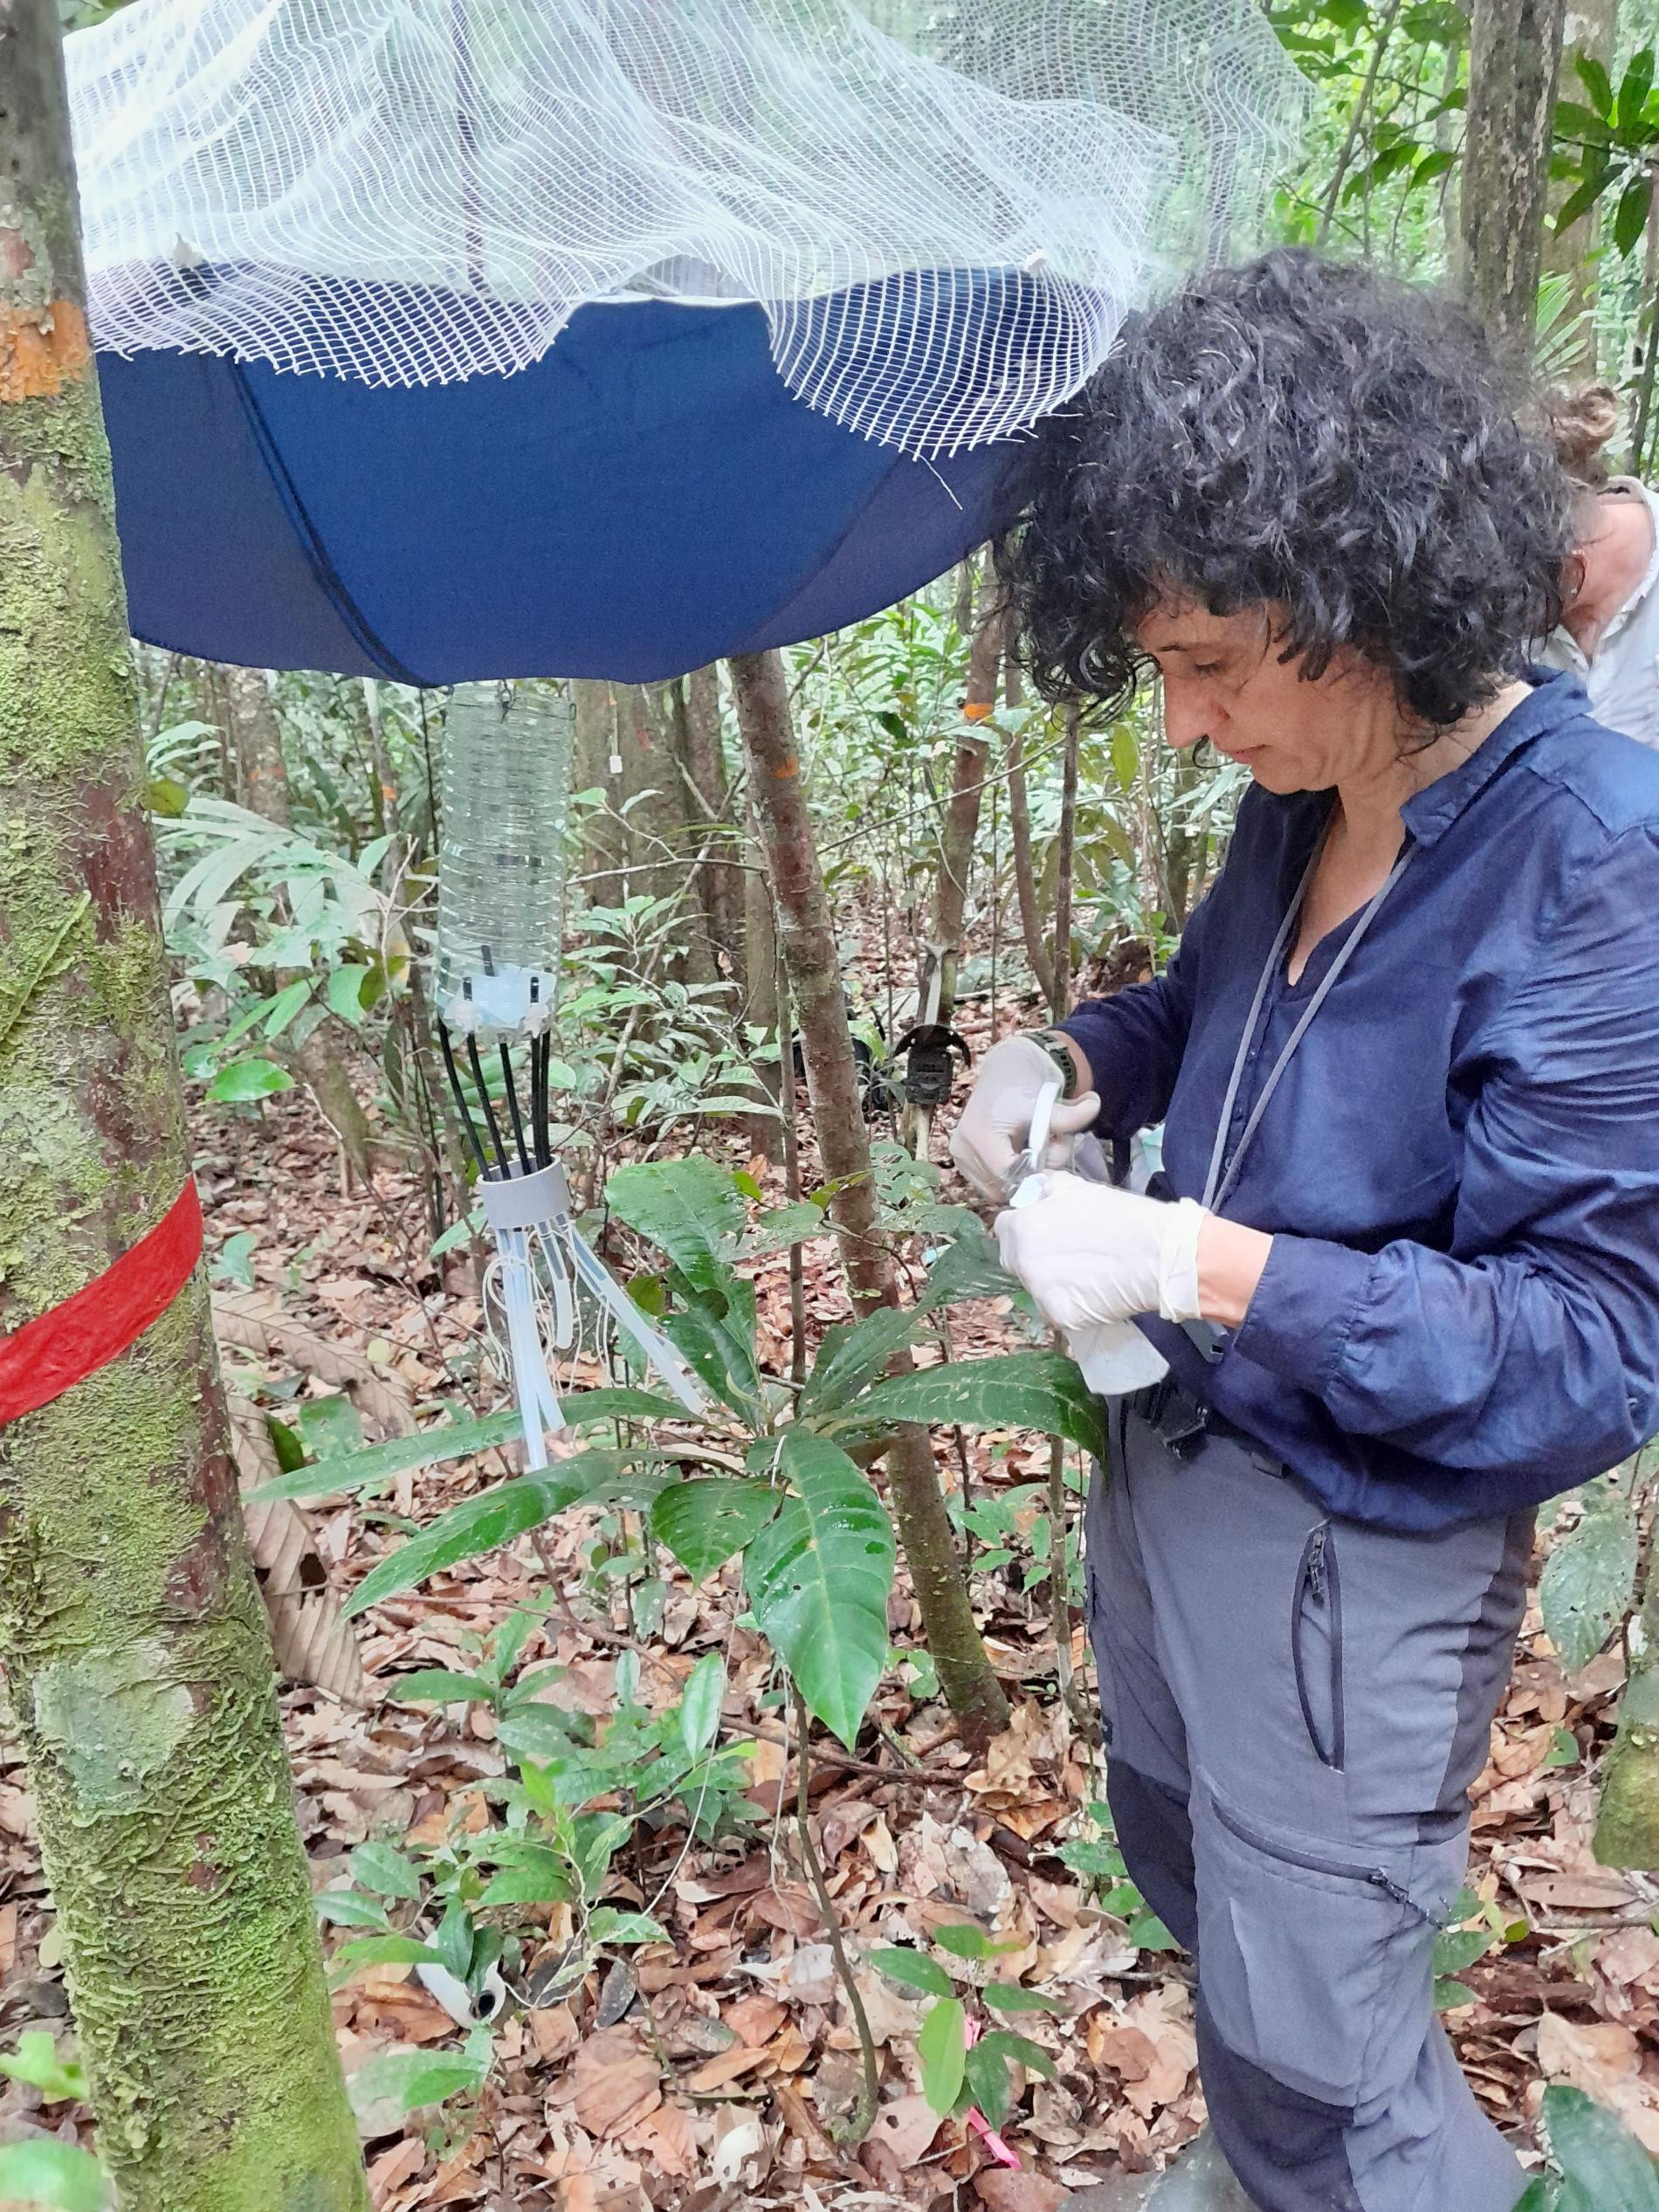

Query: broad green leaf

[869,1947,953,1999]
[1618,48,1656,133]
[743,1201,830,1257]
[678,1650,725,1756]
[974,2028,1055,2081]
[344,1452,629,1615]
[143,773,189,817]
[1544,2085,1659,2208]
[1435,1976,1477,2010]
[350,1841,423,1901]
[964,2036,1015,2126]
[1540,1485,1638,1671]
[664,1287,762,1420]
[1129,1911,1179,1951]
[1577,53,1614,116]
[982,1981,1063,2014]
[1433,1926,1493,1978]
[918,1996,967,2116]
[0,2032,86,2103]
[1111,723,1139,792]
[389,1669,490,1706]
[478,1851,575,1905]
[334,1935,446,1970]
[651,1477,780,1582]
[798,1305,932,1420]
[830,1350,1107,1462]
[348,2043,489,2121]
[1513,2185,1556,2212]
[606,1158,743,1296]
[1553,161,1614,237]
[0,2140,109,2210]
[587,1907,668,1944]
[931,1922,993,1960]
[206,1057,294,1104]
[292,1390,362,1462]
[743,1432,895,1748]
[1615,174,1654,258]
[496,1704,585,1762]
[261,976,313,1039]
[327,964,372,1024]
[246,1394,675,1506]
[314,1888,390,1928]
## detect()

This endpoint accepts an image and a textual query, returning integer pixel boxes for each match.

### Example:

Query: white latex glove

[949,1035,1101,1200]
[994,1172,1207,1332]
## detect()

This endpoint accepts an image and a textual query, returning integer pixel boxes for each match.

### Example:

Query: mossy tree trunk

[730,649,1008,1750]
[0,8,368,2207]
[1594,1562,1659,1867]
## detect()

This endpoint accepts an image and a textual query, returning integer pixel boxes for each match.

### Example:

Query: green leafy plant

[275,1160,1102,1754]
[1517,2084,1659,2210]
[1059,1802,1179,1954]
[0,2140,109,2211]
[319,1624,755,2037]
[870,1921,1059,2125]
[1432,1886,1529,2010]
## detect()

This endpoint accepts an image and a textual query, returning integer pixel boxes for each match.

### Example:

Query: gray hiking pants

[1084,1402,1534,2212]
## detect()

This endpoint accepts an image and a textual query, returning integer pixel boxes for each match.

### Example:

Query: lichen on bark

[0,3,367,2204]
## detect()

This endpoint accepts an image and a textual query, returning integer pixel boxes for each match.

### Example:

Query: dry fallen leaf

[573,2030,662,2139]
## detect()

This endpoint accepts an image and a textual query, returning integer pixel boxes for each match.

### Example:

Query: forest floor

[3,990,1659,2210]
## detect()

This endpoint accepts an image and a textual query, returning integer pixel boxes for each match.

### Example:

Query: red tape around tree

[0,1181,203,1428]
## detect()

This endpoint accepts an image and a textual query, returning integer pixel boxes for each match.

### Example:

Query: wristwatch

[1029,1027,1080,1099]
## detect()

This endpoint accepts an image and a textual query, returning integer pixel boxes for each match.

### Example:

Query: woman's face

[1132,597,1399,794]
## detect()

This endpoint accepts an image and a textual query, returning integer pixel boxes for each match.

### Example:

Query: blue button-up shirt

[1062,671,1659,1531]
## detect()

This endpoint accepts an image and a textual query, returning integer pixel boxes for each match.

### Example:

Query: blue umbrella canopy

[70,0,1301,680]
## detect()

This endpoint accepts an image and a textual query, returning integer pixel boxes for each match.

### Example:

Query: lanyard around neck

[1201,837,1414,1216]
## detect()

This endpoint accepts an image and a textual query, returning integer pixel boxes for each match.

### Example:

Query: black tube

[531,1030,552,1168]
[499,1041,533,1175]
[465,1032,511,1176]
[438,1023,491,1180]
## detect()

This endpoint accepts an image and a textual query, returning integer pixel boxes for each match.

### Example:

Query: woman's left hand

[995,1172,1207,1332]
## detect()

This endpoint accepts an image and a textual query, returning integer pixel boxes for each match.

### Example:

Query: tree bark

[930,598,1004,1029]
[1544,0,1618,373]
[224,663,290,827]
[1595,1558,1659,1866]
[678,664,746,982]
[0,7,367,2208]
[1004,689,1057,1010]
[730,650,1008,1749]
[1460,0,1569,358]
[740,817,782,1162]
[1050,707,1081,1023]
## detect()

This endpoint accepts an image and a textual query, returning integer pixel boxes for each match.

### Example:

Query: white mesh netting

[66,0,1303,453]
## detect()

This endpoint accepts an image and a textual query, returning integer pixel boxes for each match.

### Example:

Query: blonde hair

[1545,381,1623,486]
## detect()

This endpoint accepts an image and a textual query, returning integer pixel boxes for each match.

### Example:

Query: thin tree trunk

[1544,0,1617,375]
[742,817,782,1161]
[1050,707,1081,1022]
[574,678,628,903]
[224,663,290,827]
[352,676,394,838]
[679,664,745,982]
[730,650,1008,1750]
[931,598,1004,1029]
[226,659,380,1181]
[0,9,367,2206]
[1460,0,1569,357]
[1005,684,1057,1009]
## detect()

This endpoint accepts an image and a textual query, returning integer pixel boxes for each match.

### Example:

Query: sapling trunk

[0,9,367,2204]
[729,649,1008,1747]
[1003,648,1057,1010]
[1594,1561,1659,1867]
[1459,0,1567,356]
[930,596,1004,1027]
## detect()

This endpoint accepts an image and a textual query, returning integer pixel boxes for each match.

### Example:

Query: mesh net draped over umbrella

[69,0,1302,456]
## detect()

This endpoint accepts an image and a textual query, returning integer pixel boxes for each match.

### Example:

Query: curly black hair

[999,248,1575,730]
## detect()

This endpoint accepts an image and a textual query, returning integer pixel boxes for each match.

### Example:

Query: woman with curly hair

[1539,381,1659,747]
[950,249,1659,2211]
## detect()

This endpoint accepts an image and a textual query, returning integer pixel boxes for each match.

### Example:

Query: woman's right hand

[948,1034,1101,1200]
